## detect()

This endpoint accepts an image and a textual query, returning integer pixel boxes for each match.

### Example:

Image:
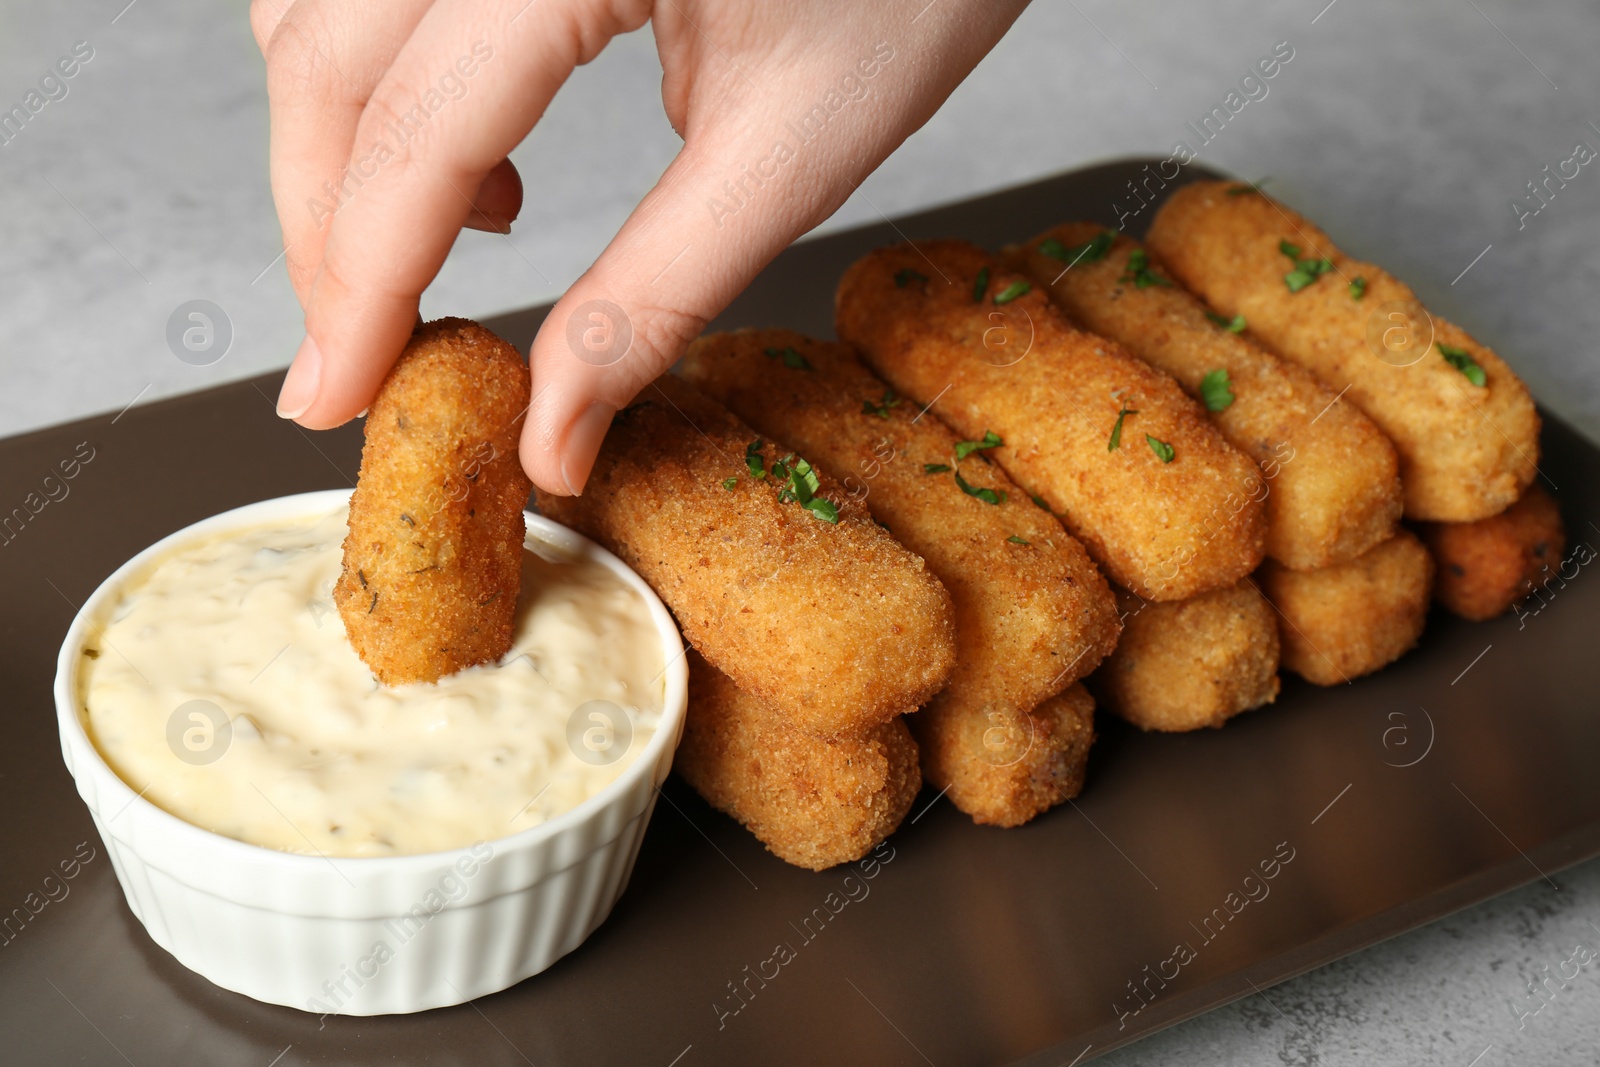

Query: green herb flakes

[721,477,738,491]
[994,280,1032,305]
[1007,535,1031,545]
[972,266,991,303]
[1108,403,1139,451]
[1206,311,1246,333]
[1146,435,1175,463]
[1123,248,1172,289]
[763,345,811,370]
[772,453,841,523]
[894,268,928,288]
[745,439,767,479]
[1043,230,1116,265]
[924,463,952,474]
[954,430,1003,461]
[1280,240,1335,292]
[954,470,1005,505]
[1349,277,1367,300]
[1199,368,1235,412]
[1438,343,1487,387]
[862,389,902,419]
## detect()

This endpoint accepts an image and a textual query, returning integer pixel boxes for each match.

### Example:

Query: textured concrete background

[3,0,1599,1063]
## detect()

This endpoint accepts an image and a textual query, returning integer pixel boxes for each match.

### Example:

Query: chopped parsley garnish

[954,470,1005,505]
[1042,230,1115,265]
[772,453,840,522]
[763,345,811,370]
[994,280,1032,305]
[1349,277,1367,300]
[924,463,952,474]
[1007,535,1031,545]
[1206,311,1246,333]
[1437,343,1487,387]
[1199,368,1235,412]
[1108,402,1138,451]
[1030,493,1051,511]
[894,268,928,288]
[1146,435,1175,463]
[1279,240,1334,292]
[972,266,991,303]
[954,430,1003,461]
[745,439,768,479]
[721,477,738,491]
[862,389,902,419]
[1122,248,1172,288]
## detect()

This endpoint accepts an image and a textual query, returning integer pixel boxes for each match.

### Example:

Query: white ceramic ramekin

[53,489,687,1015]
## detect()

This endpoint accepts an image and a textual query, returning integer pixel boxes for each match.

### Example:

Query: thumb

[521,123,849,496]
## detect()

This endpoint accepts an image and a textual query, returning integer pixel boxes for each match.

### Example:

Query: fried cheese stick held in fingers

[678,653,921,871]
[1256,529,1434,687]
[1420,484,1566,621]
[1091,581,1280,733]
[536,375,956,738]
[836,240,1267,602]
[1147,180,1539,522]
[336,318,532,686]
[681,329,1120,826]
[1005,224,1403,570]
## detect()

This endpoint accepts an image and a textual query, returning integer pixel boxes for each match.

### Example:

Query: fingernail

[276,335,322,420]
[559,402,616,496]
[464,212,512,235]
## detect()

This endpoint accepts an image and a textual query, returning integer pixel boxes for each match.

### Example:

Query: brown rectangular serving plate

[3,160,1597,1066]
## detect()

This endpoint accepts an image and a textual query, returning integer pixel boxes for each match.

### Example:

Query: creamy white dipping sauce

[81,505,664,858]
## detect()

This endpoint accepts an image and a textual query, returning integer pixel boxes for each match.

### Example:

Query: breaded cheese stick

[537,375,956,738]
[1420,484,1565,621]
[681,329,1120,703]
[1148,181,1539,522]
[836,240,1266,602]
[1006,223,1403,570]
[914,684,1097,828]
[1256,528,1434,686]
[1092,580,1280,731]
[681,329,1120,827]
[677,652,920,871]
[337,318,531,685]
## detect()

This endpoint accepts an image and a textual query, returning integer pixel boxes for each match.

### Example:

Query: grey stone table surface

[3,0,1599,1063]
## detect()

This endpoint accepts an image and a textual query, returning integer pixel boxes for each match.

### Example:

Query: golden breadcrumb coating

[1148,181,1538,522]
[836,239,1266,602]
[681,329,1120,706]
[1006,223,1402,570]
[336,318,532,686]
[1257,528,1434,686]
[677,652,920,871]
[1420,484,1565,621]
[913,683,1097,828]
[682,329,1120,828]
[1092,580,1280,732]
[537,375,956,738]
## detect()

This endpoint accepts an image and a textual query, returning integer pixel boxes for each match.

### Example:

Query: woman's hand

[253,0,1027,494]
